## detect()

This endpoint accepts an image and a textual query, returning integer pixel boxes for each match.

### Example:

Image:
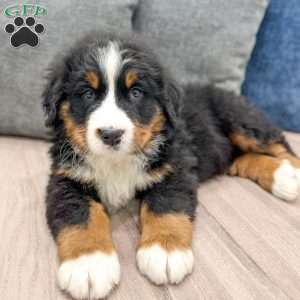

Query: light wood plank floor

[0,132,300,300]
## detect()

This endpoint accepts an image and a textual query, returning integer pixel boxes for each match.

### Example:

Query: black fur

[46,175,99,238]
[43,32,288,240]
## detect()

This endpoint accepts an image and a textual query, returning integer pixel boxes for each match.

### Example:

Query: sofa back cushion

[133,0,268,94]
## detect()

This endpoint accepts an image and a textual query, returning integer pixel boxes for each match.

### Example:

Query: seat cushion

[1,132,300,299]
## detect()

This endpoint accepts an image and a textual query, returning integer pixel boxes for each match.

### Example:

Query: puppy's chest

[77,155,154,212]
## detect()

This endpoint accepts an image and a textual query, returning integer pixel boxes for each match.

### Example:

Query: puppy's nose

[97,128,124,147]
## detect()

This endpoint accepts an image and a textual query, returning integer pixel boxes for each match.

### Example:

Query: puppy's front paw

[137,244,194,285]
[58,251,120,299]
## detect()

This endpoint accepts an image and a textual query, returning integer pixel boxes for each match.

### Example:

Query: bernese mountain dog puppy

[43,32,300,299]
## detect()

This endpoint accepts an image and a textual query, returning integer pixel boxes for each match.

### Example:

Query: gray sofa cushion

[0,0,138,139]
[133,0,268,93]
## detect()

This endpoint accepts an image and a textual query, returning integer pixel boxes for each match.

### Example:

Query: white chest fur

[72,153,156,212]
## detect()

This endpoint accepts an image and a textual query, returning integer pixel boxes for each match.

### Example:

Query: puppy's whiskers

[58,139,86,171]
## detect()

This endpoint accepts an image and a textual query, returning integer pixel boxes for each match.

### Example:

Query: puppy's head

[43,33,181,157]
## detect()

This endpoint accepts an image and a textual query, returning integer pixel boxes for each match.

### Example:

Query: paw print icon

[5,16,45,48]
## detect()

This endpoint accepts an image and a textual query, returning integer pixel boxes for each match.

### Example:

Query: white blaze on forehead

[98,41,122,87]
[87,41,134,155]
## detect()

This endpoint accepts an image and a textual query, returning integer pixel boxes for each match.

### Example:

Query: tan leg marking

[138,204,192,251]
[230,133,300,169]
[57,201,114,262]
[137,204,194,284]
[266,144,300,169]
[60,102,87,152]
[229,133,262,152]
[229,153,300,201]
[57,201,120,299]
[229,153,281,191]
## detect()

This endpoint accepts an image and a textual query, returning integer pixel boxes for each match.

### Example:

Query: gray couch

[0,0,267,138]
[1,1,300,300]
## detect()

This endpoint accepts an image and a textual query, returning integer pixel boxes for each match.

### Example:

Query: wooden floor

[1,132,300,300]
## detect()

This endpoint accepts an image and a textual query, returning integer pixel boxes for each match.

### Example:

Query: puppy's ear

[162,78,183,128]
[42,69,65,127]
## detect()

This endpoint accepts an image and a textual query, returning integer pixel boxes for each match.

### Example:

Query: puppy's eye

[82,90,95,102]
[129,87,144,101]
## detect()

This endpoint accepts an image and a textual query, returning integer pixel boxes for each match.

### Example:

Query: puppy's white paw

[58,251,120,300]
[136,244,194,285]
[272,160,300,202]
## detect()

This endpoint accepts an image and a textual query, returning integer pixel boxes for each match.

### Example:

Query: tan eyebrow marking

[85,71,100,89]
[125,70,138,89]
